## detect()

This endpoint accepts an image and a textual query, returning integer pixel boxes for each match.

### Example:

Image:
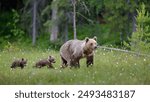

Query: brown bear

[11,58,27,69]
[60,36,97,68]
[34,56,56,68]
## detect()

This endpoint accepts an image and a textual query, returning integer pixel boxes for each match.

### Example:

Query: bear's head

[85,36,97,51]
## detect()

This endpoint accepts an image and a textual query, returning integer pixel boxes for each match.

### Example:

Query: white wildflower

[74,74,76,77]
[119,73,122,76]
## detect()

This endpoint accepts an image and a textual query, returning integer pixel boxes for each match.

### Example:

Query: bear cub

[34,56,56,68]
[11,58,27,69]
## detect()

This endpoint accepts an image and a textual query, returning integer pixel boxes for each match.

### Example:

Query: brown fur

[11,58,27,69]
[60,36,97,68]
[34,56,55,68]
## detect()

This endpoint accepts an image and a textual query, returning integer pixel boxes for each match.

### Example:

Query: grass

[0,48,150,85]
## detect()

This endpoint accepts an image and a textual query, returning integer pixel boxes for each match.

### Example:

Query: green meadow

[0,49,150,85]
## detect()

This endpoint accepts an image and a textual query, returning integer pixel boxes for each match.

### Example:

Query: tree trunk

[132,0,138,33]
[126,0,131,37]
[50,1,58,42]
[72,0,77,39]
[132,11,137,32]
[64,22,68,42]
[126,0,137,36]
[120,32,123,44]
[32,0,37,46]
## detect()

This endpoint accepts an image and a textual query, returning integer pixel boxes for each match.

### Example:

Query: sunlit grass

[0,49,150,85]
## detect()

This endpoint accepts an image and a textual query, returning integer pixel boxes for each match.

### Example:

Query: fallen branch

[98,46,150,57]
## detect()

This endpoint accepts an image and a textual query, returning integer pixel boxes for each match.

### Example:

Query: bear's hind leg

[61,56,67,68]
[74,59,80,68]
[70,58,80,68]
[76,59,80,68]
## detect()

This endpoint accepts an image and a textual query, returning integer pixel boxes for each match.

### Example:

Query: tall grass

[0,49,150,85]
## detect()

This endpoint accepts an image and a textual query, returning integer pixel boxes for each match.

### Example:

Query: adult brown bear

[60,36,97,68]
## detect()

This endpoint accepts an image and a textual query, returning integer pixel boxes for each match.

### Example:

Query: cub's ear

[48,56,51,59]
[21,58,24,61]
[85,37,89,43]
[93,36,97,41]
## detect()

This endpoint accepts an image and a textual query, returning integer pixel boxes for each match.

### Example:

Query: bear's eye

[90,43,93,46]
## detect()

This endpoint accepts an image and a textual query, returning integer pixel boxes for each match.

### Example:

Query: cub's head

[48,56,56,63]
[20,58,27,66]
[85,36,97,50]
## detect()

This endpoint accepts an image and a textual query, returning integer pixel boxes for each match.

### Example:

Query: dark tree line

[0,0,150,47]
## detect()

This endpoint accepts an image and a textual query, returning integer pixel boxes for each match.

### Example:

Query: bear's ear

[21,58,24,61]
[85,37,89,43]
[93,36,97,41]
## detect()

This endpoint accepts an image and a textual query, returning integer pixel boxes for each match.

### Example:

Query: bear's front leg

[86,55,94,67]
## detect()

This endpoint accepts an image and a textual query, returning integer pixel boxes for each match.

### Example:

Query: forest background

[0,0,150,53]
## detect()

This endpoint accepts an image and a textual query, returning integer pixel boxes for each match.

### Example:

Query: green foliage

[87,0,104,15]
[7,9,25,41]
[3,42,20,52]
[125,3,150,53]
[104,0,134,40]
[0,12,12,48]
[75,24,120,46]
[36,33,63,51]
[0,10,26,49]
[1,0,150,49]
[0,49,150,84]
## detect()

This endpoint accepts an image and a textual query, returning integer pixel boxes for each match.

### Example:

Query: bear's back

[60,39,85,60]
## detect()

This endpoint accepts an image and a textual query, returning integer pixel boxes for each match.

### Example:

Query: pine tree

[125,3,150,53]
